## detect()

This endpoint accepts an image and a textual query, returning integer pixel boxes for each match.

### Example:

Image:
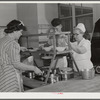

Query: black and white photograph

[0,2,100,99]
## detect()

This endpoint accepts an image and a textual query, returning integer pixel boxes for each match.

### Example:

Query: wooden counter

[25,74,100,92]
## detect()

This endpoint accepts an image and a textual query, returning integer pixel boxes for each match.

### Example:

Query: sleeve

[6,41,36,71]
[6,41,20,63]
[82,40,91,51]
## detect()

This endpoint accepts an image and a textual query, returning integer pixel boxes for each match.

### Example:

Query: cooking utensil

[81,68,95,80]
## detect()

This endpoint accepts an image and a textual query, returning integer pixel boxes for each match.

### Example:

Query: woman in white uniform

[68,23,93,71]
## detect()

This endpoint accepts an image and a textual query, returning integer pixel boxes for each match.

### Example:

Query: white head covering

[0,28,6,39]
[19,20,24,26]
[75,23,86,33]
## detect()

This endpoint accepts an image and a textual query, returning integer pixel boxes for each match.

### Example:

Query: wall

[37,3,58,25]
[0,3,17,26]
[17,3,58,48]
[37,3,58,44]
[17,3,39,48]
[93,4,100,24]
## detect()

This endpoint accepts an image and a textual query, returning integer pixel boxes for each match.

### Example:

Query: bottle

[29,72,33,79]
[64,71,67,80]
[50,73,54,84]
[54,69,59,82]
[56,75,59,82]
[54,69,56,75]
[32,72,35,78]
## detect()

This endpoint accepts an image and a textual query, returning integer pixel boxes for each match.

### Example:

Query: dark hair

[83,31,91,40]
[4,19,27,34]
[51,18,61,27]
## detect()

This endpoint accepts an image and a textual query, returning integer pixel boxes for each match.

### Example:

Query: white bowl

[43,46,52,52]
[56,47,66,52]
[42,56,52,59]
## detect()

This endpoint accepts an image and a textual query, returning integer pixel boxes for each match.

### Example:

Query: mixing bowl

[56,47,66,52]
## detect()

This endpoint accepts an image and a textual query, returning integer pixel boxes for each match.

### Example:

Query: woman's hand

[34,67,43,75]
[20,47,28,52]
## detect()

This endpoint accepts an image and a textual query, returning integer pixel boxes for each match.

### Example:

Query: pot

[60,67,74,80]
[81,68,95,80]
[61,73,68,80]
[25,71,35,79]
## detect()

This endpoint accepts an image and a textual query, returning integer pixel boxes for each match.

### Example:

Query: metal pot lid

[60,67,72,72]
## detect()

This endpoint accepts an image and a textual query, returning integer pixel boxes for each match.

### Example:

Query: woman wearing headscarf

[0,19,42,92]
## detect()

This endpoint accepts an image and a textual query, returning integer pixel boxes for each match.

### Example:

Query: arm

[69,42,87,54]
[13,62,41,75]
[6,42,42,74]
[20,46,28,52]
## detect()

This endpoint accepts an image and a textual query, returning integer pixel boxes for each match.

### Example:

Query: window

[59,4,72,18]
[58,4,93,34]
[58,4,72,32]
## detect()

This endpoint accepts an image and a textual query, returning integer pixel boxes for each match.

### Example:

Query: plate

[28,48,38,52]
[60,67,72,72]
[56,47,66,52]
[61,31,71,35]
[41,56,52,59]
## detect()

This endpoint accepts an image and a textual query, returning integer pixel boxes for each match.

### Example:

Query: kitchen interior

[1,3,100,92]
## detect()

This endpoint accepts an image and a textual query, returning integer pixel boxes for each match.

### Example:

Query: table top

[26,74,100,92]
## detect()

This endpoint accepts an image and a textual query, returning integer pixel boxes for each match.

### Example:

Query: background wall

[17,3,58,48]
[17,3,39,48]
[93,4,100,24]
[0,3,17,26]
[37,3,58,33]
[0,3,99,28]
[0,3,100,48]
[37,3,58,24]
[37,3,58,44]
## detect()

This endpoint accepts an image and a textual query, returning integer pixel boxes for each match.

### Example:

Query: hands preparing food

[34,66,43,75]
[20,46,28,52]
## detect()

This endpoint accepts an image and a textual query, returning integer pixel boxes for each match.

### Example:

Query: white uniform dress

[72,38,93,71]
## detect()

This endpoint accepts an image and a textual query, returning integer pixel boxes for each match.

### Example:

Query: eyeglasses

[73,33,80,36]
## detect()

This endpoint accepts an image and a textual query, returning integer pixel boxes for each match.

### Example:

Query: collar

[77,38,85,45]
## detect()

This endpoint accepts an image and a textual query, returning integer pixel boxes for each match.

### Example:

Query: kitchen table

[26,74,100,92]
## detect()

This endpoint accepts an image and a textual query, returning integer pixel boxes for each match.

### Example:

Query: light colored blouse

[72,38,93,71]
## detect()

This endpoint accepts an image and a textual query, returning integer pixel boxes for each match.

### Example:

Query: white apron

[72,38,93,71]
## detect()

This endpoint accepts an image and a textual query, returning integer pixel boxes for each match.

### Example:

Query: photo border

[0,1,100,99]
